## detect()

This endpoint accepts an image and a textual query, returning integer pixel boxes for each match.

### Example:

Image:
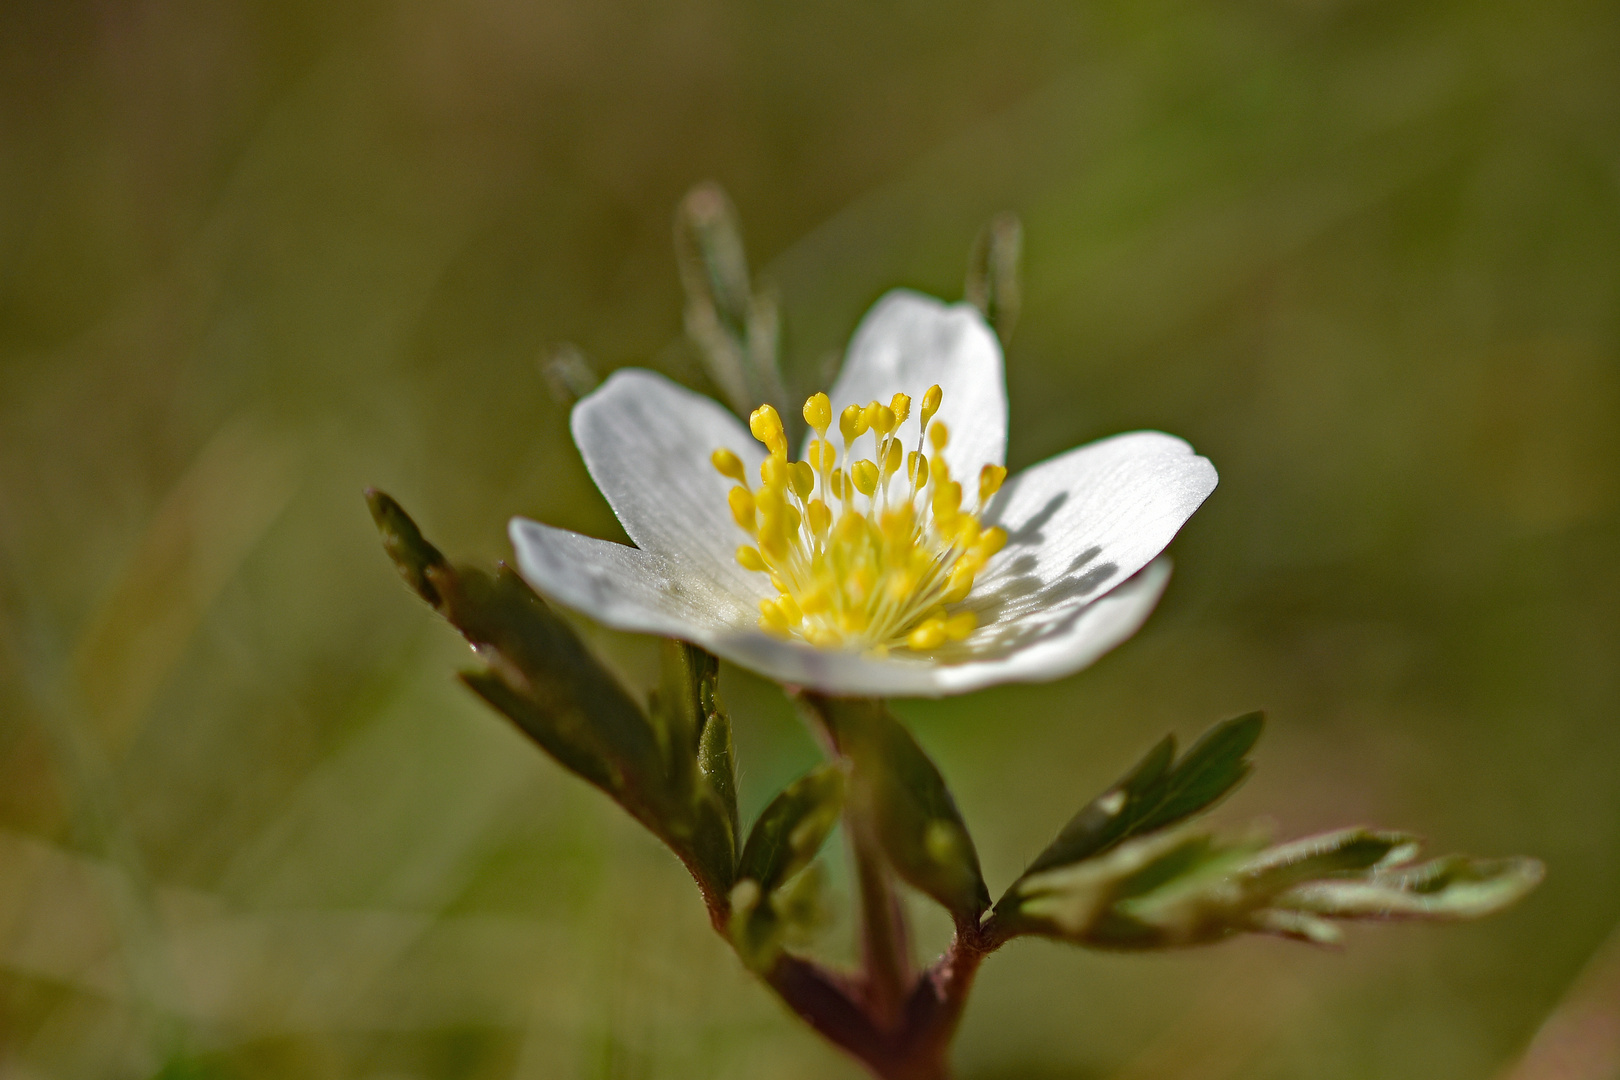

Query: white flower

[510,290,1217,697]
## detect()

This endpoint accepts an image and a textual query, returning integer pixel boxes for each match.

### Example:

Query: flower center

[711,386,1006,653]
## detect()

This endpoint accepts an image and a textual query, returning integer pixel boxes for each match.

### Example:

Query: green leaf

[807,696,990,925]
[1017,712,1262,881]
[366,493,742,905]
[736,763,846,894]
[1268,852,1546,925]
[435,564,667,808]
[698,700,739,857]
[999,824,1542,950]
[365,488,450,607]
[730,764,845,969]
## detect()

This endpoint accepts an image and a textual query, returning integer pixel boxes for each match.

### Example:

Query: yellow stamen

[717,385,1003,654]
[711,448,747,483]
[978,464,1007,504]
[803,392,832,431]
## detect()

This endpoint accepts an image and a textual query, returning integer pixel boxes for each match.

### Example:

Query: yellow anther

[759,599,793,636]
[761,455,789,489]
[851,459,879,496]
[978,464,1007,504]
[941,565,975,604]
[882,439,902,477]
[750,404,788,457]
[907,618,947,651]
[790,461,815,499]
[840,404,868,441]
[953,516,981,550]
[712,448,747,483]
[799,586,830,615]
[718,382,1004,654]
[803,392,832,431]
[920,384,943,428]
[881,504,916,542]
[728,486,757,532]
[908,451,929,487]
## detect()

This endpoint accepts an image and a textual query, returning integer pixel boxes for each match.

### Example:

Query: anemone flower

[510,290,1216,697]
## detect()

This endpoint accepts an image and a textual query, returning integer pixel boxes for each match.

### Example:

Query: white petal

[510,524,1174,698]
[969,430,1217,632]
[705,559,1172,697]
[816,290,1007,479]
[571,369,770,606]
[509,518,754,640]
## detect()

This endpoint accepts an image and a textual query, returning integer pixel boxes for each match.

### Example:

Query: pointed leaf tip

[1013,712,1264,885]
[365,489,449,606]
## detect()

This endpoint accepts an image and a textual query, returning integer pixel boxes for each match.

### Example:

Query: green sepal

[807,696,990,926]
[1015,712,1263,884]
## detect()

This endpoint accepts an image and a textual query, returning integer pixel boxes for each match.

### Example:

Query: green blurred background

[2,0,1617,1076]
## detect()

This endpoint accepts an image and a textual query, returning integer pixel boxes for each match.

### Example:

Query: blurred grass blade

[805,695,990,926]
[75,418,300,753]
[964,211,1023,341]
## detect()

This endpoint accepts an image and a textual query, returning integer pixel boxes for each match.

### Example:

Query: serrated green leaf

[807,696,990,925]
[1015,713,1263,886]
[737,763,845,894]
[1137,712,1264,832]
[1271,853,1545,922]
[1000,823,1543,951]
